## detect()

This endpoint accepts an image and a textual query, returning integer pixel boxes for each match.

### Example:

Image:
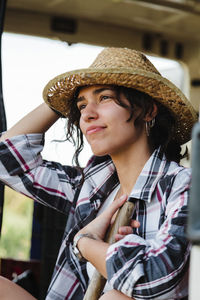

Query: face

[77,85,145,157]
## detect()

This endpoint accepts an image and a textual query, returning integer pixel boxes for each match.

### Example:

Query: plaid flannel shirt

[0,133,191,299]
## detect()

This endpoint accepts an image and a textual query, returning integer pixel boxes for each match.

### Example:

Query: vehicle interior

[1,0,200,299]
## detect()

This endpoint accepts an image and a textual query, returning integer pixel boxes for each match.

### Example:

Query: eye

[77,103,86,111]
[100,95,113,102]
[101,95,110,100]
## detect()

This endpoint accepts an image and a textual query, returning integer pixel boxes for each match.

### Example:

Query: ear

[144,103,158,122]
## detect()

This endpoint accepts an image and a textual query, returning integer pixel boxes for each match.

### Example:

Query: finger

[118,226,133,235]
[110,211,118,225]
[115,233,125,241]
[130,220,140,228]
[104,194,128,219]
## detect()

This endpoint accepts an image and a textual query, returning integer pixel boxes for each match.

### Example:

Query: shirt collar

[129,147,169,202]
[85,147,169,204]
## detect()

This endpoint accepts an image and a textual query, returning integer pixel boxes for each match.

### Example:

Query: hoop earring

[145,118,155,137]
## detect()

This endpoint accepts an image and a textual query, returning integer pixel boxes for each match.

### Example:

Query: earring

[145,118,155,137]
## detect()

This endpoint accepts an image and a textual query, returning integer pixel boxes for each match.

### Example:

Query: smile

[86,126,106,135]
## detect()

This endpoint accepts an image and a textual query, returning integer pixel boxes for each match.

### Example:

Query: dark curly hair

[64,85,187,167]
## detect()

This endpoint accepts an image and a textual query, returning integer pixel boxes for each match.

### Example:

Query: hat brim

[43,68,198,145]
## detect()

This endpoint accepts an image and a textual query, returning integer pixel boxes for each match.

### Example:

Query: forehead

[77,84,115,97]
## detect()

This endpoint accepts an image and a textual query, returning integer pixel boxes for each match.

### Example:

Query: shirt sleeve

[106,168,191,299]
[0,133,82,214]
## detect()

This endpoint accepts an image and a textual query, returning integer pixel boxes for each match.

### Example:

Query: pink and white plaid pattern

[0,133,191,299]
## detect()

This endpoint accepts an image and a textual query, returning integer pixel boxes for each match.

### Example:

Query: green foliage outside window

[0,187,33,259]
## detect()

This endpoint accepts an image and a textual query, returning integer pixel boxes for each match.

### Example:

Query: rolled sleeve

[0,133,81,214]
[0,133,44,176]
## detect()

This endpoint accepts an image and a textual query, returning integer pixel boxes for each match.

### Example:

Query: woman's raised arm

[0,103,59,141]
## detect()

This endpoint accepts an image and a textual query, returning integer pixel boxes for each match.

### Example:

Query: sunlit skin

[77,85,157,194]
[75,85,157,299]
[0,86,157,300]
[78,85,146,158]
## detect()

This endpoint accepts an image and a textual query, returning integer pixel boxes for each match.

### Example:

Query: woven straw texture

[43,48,198,145]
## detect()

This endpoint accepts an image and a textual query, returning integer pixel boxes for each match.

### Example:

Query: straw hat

[43,47,198,145]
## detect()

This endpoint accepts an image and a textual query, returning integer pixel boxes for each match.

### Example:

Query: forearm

[0,103,59,141]
[77,237,109,278]
[99,290,133,300]
[74,195,128,278]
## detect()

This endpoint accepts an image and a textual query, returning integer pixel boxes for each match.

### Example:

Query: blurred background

[0,32,187,260]
[1,1,200,298]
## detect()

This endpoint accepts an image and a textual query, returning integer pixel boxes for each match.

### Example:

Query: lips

[86,125,106,135]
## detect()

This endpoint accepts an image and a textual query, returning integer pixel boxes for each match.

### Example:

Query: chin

[92,151,109,157]
[91,147,109,157]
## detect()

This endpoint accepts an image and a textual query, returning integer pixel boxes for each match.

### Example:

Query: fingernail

[119,194,127,200]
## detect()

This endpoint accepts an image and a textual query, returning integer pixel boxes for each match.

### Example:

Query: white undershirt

[86,185,121,292]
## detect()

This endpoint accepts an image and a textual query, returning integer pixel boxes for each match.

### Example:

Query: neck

[111,141,152,196]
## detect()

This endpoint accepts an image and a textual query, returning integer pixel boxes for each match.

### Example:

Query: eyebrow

[76,87,116,104]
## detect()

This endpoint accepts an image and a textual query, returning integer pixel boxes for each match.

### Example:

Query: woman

[0,48,197,300]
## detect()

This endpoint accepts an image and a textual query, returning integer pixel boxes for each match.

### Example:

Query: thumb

[105,194,128,219]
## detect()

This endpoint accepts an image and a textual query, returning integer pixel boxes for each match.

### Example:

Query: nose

[81,103,98,122]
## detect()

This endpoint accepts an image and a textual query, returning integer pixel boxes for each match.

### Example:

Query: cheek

[111,111,130,128]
